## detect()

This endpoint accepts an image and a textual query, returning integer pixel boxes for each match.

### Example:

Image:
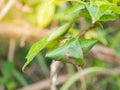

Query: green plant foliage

[1,0,120,89]
[89,0,112,6]
[23,36,49,71]
[46,38,98,66]
[23,20,74,70]
[14,70,28,86]
[65,3,85,15]
[99,14,119,22]
[46,38,84,66]
[111,5,120,14]
[0,77,4,84]
[68,0,120,22]
[36,53,49,77]
[85,3,111,23]
[47,22,73,42]
[24,0,120,73]
[0,62,16,90]
[6,80,16,90]
[2,62,15,78]
[112,0,120,4]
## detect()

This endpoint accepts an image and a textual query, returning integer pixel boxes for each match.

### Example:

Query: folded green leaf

[46,38,84,66]
[79,38,98,54]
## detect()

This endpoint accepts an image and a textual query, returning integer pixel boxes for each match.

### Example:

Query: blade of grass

[60,67,119,90]
[66,64,76,90]
[36,53,49,77]
[14,70,28,87]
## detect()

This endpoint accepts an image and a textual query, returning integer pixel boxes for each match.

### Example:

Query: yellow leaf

[36,3,55,28]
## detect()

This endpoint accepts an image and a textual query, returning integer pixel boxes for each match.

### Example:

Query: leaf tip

[22,67,25,72]
[22,58,29,72]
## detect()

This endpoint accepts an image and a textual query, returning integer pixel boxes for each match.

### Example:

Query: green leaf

[85,3,111,23]
[46,38,84,66]
[23,36,49,71]
[79,38,98,54]
[65,3,85,15]
[99,14,119,22]
[6,80,16,90]
[90,0,112,6]
[2,62,15,78]
[66,0,85,4]
[111,6,120,14]
[48,22,72,42]
[113,0,120,4]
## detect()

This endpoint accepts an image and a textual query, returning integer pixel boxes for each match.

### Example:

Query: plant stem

[77,22,99,38]
[8,38,16,61]
[50,61,62,90]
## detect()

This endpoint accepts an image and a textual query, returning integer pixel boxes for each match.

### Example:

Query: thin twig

[0,0,16,20]
[18,74,69,90]
[79,17,85,30]
[77,22,99,38]
[50,37,68,90]
[0,22,53,41]
[89,45,120,65]
[7,38,16,61]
